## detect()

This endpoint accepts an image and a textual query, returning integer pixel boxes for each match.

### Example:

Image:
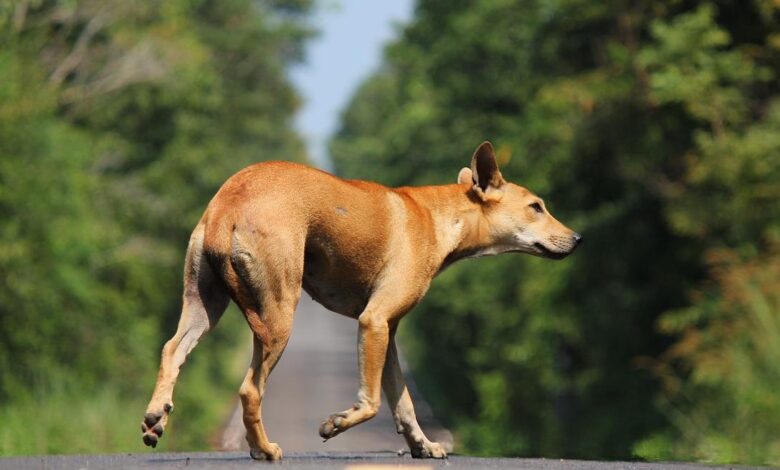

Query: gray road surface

[0,301,759,469]
[5,300,755,469]
[220,294,452,454]
[0,451,759,470]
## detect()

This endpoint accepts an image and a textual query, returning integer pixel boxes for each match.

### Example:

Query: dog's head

[458,141,582,260]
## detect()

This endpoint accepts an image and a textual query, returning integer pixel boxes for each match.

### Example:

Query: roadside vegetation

[0,0,312,454]
[331,0,780,465]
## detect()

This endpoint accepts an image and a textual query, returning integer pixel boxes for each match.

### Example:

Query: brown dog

[141,141,580,459]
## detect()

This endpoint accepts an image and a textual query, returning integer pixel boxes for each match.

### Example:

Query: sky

[289,0,415,170]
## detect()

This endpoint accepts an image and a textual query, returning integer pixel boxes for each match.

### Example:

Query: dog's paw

[411,441,447,459]
[249,443,283,460]
[318,412,347,440]
[141,403,173,448]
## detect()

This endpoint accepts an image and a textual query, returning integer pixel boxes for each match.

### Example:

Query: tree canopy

[0,0,312,453]
[331,0,780,464]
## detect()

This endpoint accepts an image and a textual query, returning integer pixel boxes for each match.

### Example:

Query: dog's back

[200,161,419,318]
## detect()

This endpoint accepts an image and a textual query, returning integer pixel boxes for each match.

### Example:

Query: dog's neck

[395,183,501,272]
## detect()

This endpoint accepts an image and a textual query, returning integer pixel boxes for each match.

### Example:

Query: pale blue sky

[290,0,414,170]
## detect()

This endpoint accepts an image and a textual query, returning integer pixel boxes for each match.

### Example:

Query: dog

[141,141,581,460]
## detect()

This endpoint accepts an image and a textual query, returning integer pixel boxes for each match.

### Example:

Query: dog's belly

[300,243,375,319]
[302,274,367,319]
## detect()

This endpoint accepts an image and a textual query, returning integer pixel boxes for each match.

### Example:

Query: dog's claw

[411,441,448,459]
[319,420,337,439]
[141,404,172,448]
[142,433,158,448]
[249,443,283,460]
[319,410,352,440]
[144,412,162,427]
[319,410,353,440]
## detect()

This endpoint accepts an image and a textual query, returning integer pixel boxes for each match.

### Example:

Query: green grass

[0,386,146,455]
[0,306,251,455]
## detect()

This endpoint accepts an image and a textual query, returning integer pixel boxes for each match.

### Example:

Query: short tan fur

[141,141,581,460]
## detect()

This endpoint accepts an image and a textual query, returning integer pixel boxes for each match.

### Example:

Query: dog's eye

[530,202,543,214]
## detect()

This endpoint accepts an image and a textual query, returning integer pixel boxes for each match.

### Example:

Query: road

[0,300,758,469]
[0,451,755,470]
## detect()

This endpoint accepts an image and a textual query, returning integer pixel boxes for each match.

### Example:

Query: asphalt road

[1,300,760,470]
[0,451,758,470]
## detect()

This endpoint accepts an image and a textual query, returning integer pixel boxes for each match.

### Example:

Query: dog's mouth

[533,242,570,260]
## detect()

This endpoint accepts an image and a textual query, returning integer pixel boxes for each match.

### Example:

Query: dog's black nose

[573,233,583,245]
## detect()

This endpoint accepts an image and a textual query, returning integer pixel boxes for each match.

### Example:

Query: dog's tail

[201,208,232,286]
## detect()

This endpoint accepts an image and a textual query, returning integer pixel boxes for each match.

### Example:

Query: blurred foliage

[0,0,312,453]
[636,248,780,463]
[331,0,780,465]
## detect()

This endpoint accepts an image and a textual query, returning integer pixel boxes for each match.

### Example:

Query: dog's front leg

[382,335,447,458]
[319,306,393,439]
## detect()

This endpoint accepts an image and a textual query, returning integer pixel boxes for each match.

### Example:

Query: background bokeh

[1,0,779,465]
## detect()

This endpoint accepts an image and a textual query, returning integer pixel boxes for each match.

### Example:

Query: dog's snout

[572,232,583,246]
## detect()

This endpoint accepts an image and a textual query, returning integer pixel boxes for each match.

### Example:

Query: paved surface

[0,301,758,470]
[220,294,452,454]
[5,301,756,469]
[0,452,758,469]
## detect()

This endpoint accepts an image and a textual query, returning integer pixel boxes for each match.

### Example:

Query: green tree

[0,0,312,453]
[632,4,780,463]
[331,0,780,463]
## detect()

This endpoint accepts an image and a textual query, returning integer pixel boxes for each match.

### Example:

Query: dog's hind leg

[229,226,302,460]
[382,334,447,458]
[141,223,230,448]
[239,326,293,461]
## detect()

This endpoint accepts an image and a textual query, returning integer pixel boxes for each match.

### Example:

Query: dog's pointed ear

[470,141,505,201]
[457,167,473,185]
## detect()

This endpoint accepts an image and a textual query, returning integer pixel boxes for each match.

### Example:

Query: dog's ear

[457,167,473,185]
[470,141,505,201]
